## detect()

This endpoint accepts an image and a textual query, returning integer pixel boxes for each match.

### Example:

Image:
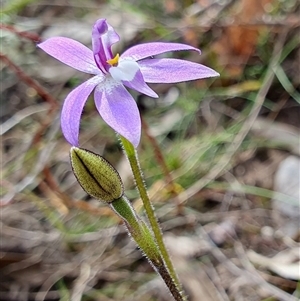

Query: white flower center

[109,58,140,82]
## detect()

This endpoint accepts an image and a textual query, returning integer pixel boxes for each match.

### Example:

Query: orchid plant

[39,18,219,301]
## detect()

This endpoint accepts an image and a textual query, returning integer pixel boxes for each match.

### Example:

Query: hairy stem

[120,136,184,296]
[111,196,184,301]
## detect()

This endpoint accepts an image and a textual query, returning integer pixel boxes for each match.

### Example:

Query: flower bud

[70,147,124,203]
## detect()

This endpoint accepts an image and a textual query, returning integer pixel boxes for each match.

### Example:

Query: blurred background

[1,0,299,300]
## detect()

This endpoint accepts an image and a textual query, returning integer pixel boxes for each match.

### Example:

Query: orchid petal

[121,42,201,61]
[61,76,103,146]
[109,58,158,98]
[92,19,120,73]
[109,59,140,82]
[139,58,219,83]
[122,69,158,98]
[94,79,141,147]
[38,37,99,74]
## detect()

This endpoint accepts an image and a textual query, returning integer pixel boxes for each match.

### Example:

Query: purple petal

[94,79,141,147]
[121,42,201,61]
[122,69,158,98]
[38,37,99,74]
[61,76,103,146]
[92,19,120,73]
[138,58,219,83]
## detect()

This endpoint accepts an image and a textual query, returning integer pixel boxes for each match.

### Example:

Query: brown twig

[0,23,42,43]
[0,52,57,108]
[141,116,184,214]
[0,52,60,145]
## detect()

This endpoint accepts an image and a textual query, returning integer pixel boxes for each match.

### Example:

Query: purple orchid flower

[38,18,219,147]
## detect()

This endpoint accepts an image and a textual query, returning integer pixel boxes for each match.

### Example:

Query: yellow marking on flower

[107,53,120,66]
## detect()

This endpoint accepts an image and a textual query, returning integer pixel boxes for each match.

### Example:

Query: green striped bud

[70,147,124,203]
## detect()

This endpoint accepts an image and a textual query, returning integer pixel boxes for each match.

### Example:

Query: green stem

[120,136,183,294]
[111,196,184,301]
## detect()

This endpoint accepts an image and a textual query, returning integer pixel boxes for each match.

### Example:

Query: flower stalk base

[111,196,185,301]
